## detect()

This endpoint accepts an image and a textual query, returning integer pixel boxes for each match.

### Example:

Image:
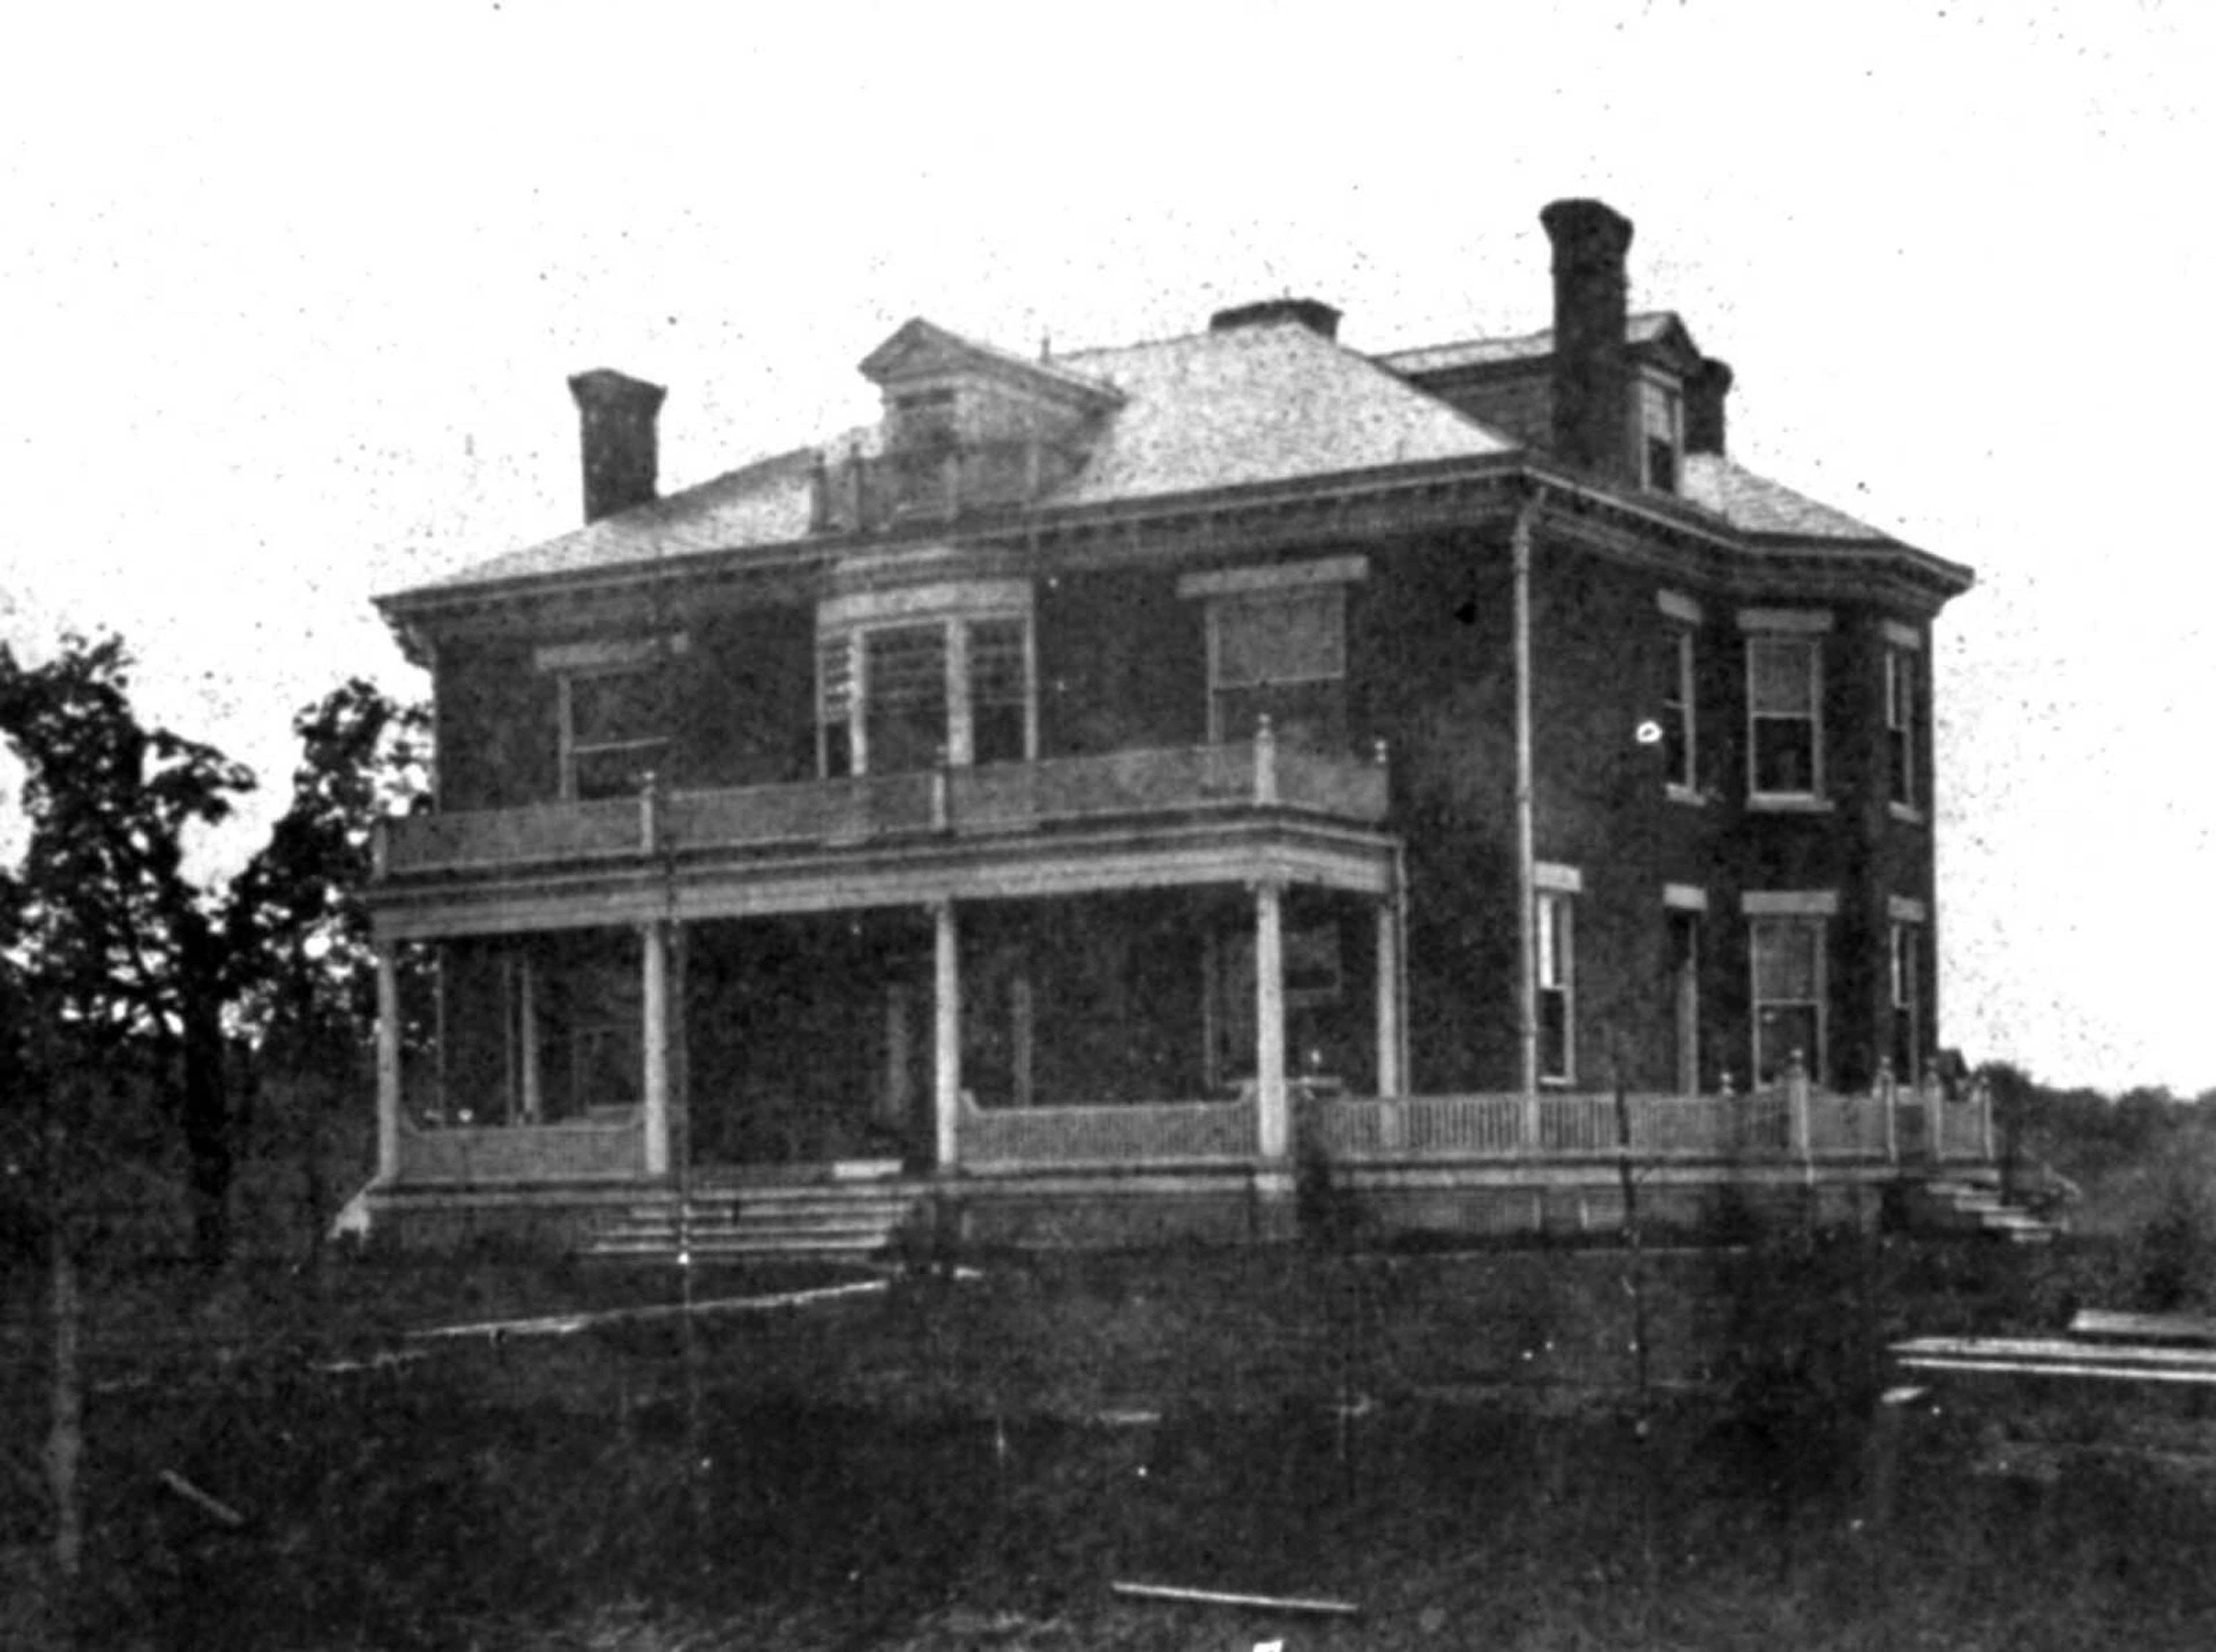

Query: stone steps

[583,1182,926,1263]
[1909,1177,2060,1244]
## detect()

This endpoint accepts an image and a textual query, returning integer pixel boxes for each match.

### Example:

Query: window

[1750,915,1825,1084]
[1661,624,1695,793]
[1537,890,1575,1084]
[1885,643,1918,810]
[562,666,667,801]
[815,586,1035,777]
[1635,373,1683,493]
[1747,633,1823,800]
[1889,905,1925,1083]
[862,624,949,775]
[1210,586,1347,749]
[1664,894,1705,1094]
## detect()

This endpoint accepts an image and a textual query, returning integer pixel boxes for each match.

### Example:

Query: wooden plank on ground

[1894,1335,2216,1386]
[2068,1309,2216,1347]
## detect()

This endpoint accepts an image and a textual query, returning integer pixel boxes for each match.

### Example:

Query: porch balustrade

[380,740,1388,875]
[957,1096,1253,1170]
[960,1083,1928,1172]
[396,1114,645,1183]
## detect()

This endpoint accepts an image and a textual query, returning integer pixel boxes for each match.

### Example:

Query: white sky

[2,2,2210,1093]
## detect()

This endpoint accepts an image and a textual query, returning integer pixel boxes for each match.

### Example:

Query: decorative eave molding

[380,453,1972,648]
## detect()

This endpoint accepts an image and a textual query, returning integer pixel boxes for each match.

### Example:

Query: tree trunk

[181,992,233,1268]
[48,1224,84,1637]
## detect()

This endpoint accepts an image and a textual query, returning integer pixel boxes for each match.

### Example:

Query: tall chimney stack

[568,368,667,523]
[1538,198,1634,482]
[1686,357,1734,455]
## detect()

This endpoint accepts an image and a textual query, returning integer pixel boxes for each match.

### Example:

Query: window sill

[1889,801,1926,825]
[1665,784,1706,808]
[1747,794,1835,814]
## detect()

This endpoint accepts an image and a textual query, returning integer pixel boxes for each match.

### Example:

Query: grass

[8,1229,2216,1649]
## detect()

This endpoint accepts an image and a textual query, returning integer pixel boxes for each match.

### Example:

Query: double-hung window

[1182,557,1364,752]
[1635,372,1684,494]
[1745,890,1835,1084]
[1889,897,1926,1083]
[537,636,685,802]
[1741,610,1830,804]
[1884,622,1920,813]
[1534,863,1581,1085]
[1657,590,1702,797]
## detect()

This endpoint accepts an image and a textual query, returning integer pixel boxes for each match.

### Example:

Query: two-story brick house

[363,199,1992,1254]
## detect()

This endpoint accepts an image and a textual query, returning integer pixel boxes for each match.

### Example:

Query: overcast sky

[3,2,2209,1092]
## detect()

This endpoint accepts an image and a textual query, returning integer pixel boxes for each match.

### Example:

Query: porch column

[933,900,962,1171]
[375,945,401,1184]
[1374,898,1404,1099]
[1254,879,1289,1162]
[641,920,671,1178]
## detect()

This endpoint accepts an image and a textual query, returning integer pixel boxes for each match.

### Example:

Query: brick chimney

[567,368,667,523]
[1538,198,1634,482]
[1686,356,1734,455]
[1209,297,1342,340]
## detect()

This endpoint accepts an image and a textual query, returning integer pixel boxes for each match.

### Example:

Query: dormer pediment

[1628,311,1704,377]
[859,317,1123,415]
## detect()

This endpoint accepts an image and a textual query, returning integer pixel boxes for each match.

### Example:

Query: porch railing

[396,1114,645,1184]
[958,1097,1253,1170]
[380,738,1388,876]
[957,1078,1987,1174]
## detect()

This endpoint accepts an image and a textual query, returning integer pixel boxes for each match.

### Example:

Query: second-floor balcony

[380,736,1391,879]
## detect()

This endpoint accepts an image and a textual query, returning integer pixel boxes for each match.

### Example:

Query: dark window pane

[864,625,948,773]
[572,743,662,801]
[1753,717,1815,794]
[1539,987,1570,1081]
[972,703,1027,766]
[1215,589,1345,687]
[1754,1005,1819,1085]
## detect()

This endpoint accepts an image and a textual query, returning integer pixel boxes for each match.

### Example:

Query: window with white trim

[1747,634,1824,801]
[1634,373,1684,494]
[1889,919,1922,1083]
[561,665,667,801]
[815,590,1035,777]
[1208,585,1348,750]
[1885,644,1918,810]
[1537,890,1575,1084]
[1661,623,1696,793]
[1750,915,1825,1084]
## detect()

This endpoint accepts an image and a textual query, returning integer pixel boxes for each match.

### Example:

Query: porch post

[641,920,671,1178]
[933,899,963,1171]
[1254,879,1289,1162]
[375,944,401,1184]
[1374,898,1403,1099]
[1923,1068,1944,1166]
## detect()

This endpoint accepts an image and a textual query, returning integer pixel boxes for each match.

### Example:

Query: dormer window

[1634,372,1683,493]
[891,387,959,453]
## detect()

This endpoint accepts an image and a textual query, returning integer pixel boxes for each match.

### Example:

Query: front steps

[1906,1174,2061,1244]
[585,1179,929,1263]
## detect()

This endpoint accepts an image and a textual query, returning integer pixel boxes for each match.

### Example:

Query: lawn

[6,1230,2214,1650]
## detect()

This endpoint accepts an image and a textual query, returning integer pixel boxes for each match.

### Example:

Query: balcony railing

[380,738,1390,876]
[812,439,1088,532]
[397,1114,644,1184]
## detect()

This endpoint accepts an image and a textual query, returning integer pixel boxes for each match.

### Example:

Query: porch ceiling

[370,816,1397,942]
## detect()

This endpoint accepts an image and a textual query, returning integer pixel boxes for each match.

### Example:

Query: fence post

[1878,1056,1898,1165]
[1254,714,1278,806]
[1924,1069,1945,1166]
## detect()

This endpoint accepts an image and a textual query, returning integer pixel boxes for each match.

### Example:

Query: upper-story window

[1181,556,1365,751]
[817,582,1034,777]
[536,636,686,801]
[1656,590,1701,798]
[1883,621,1921,814]
[1634,372,1683,493]
[1740,609,1831,806]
